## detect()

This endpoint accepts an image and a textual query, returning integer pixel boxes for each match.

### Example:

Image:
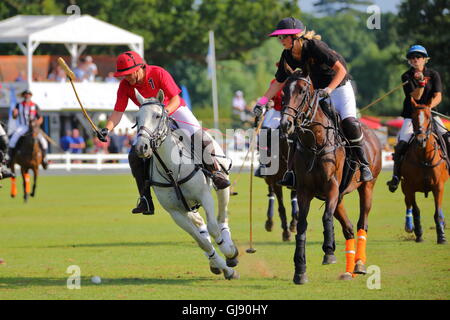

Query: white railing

[41,150,393,172]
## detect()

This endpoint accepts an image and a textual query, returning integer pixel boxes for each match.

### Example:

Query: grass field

[0,171,449,300]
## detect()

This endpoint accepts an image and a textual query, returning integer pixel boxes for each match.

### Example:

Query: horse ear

[135,89,145,105]
[157,89,165,104]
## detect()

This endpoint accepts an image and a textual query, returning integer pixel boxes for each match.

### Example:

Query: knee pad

[341,117,363,144]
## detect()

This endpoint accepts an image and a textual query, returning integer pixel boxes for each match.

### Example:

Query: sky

[299,0,403,14]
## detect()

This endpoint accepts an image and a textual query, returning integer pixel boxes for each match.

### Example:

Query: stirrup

[277,171,295,188]
[132,196,155,215]
[359,165,374,182]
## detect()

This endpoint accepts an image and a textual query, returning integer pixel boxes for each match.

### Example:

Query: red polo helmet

[114,51,144,77]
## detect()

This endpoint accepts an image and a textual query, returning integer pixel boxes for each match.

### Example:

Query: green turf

[0,172,449,300]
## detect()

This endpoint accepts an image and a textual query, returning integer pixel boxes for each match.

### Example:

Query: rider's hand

[253,96,268,117]
[414,72,424,81]
[318,87,333,98]
[97,128,109,143]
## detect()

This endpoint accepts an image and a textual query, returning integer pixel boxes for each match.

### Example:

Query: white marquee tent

[0,14,144,85]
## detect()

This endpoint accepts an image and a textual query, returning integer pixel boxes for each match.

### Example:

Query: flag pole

[209,30,219,129]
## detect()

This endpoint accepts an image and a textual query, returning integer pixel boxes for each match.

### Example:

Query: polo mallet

[359,80,409,113]
[57,57,102,137]
[246,112,266,254]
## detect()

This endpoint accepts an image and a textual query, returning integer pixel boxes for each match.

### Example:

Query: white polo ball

[91,276,101,284]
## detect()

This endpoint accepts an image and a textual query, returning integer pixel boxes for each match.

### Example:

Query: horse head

[28,118,40,138]
[134,89,169,159]
[280,69,314,136]
[411,100,432,149]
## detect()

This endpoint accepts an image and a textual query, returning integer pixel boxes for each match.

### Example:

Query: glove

[317,87,333,98]
[414,72,427,87]
[97,128,109,142]
[253,104,265,117]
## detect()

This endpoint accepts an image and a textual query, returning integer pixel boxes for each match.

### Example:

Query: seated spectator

[85,56,98,82]
[105,72,118,83]
[15,71,25,82]
[73,58,88,82]
[69,128,86,154]
[48,64,67,83]
[60,129,73,152]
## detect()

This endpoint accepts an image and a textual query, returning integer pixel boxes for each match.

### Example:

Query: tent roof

[0,15,143,45]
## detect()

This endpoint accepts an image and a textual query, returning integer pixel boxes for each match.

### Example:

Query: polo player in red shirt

[98,51,230,215]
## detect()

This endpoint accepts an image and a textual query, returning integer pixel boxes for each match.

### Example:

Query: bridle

[136,99,169,151]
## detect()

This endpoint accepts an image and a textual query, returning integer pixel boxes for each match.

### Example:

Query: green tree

[398,0,450,114]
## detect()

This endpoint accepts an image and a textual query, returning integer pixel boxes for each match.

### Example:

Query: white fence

[43,150,393,172]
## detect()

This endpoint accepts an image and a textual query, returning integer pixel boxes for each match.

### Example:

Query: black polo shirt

[275,38,351,89]
[401,67,442,118]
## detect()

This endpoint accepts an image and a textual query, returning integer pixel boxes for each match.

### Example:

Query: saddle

[318,99,359,195]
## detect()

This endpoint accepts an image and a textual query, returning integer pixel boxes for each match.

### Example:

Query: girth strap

[152,150,200,212]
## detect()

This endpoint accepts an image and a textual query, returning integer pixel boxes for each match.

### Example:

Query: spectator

[60,129,73,152]
[73,57,88,82]
[48,64,67,83]
[105,71,118,83]
[69,128,86,154]
[15,71,25,82]
[232,90,247,122]
[108,130,121,154]
[85,56,98,82]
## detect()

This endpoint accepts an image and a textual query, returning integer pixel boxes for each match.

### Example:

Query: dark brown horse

[9,119,43,202]
[401,102,449,244]
[280,70,382,284]
[259,127,298,241]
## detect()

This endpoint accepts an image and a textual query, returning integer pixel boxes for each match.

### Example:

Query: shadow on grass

[0,276,215,289]
[11,241,190,249]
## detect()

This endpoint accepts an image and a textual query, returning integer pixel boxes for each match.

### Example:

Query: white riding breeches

[0,124,5,136]
[170,105,202,136]
[328,81,357,120]
[9,125,48,150]
[262,109,281,129]
[397,116,447,142]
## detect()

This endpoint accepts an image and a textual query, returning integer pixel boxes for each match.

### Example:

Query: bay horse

[9,119,43,202]
[401,102,449,244]
[280,70,382,284]
[259,127,298,241]
[134,89,239,280]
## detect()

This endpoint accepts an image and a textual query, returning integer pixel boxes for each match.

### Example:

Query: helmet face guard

[114,51,144,77]
[269,17,304,37]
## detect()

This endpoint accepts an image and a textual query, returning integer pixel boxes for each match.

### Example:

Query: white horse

[134,89,239,280]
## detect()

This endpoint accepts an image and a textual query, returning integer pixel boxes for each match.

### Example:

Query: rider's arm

[428,92,442,109]
[12,105,19,119]
[105,110,123,131]
[261,80,285,103]
[328,60,347,91]
[165,95,180,115]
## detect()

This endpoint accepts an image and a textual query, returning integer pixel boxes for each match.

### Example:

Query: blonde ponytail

[291,30,322,61]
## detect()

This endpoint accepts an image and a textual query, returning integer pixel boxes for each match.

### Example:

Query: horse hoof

[415,236,424,243]
[353,261,367,275]
[339,272,354,281]
[293,273,308,285]
[210,267,221,275]
[437,238,447,245]
[265,220,273,232]
[282,230,291,242]
[226,257,239,268]
[224,269,239,280]
[289,220,297,233]
[322,254,337,265]
[405,225,414,233]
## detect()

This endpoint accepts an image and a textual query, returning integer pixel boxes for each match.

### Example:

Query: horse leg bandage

[10,177,17,197]
[355,229,367,264]
[24,173,31,194]
[345,239,356,275]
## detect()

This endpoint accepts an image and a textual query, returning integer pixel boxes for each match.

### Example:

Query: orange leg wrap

[355,229,367,264]
[24,173,30,194]
[11,177,17,197]
[345,239,356,275]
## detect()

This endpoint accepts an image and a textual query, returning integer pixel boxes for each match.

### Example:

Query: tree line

[0,0,448,117]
